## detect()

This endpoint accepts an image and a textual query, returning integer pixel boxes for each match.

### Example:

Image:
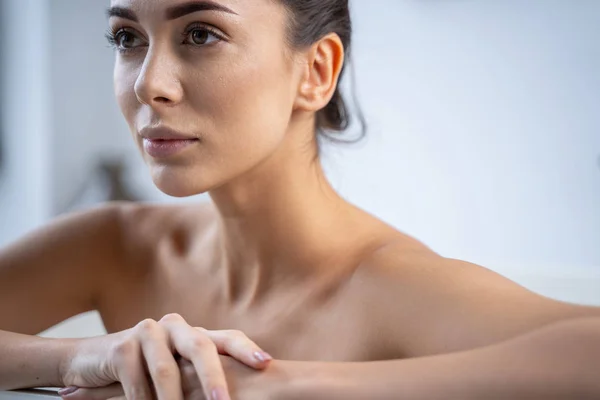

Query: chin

[156,182,205,198]
[150,165,212,198]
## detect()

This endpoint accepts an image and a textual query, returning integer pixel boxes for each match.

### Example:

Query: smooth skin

[1,0,599,399]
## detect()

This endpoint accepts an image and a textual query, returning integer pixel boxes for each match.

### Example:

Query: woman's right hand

[59,313,272,400]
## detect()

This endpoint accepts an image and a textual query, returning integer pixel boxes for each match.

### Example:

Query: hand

[66,356,294,400]
[59,314,272,400]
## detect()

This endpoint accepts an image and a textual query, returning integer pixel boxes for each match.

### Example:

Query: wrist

[55,338,81,387]
[272,360,349,400]
[0,333,80,390]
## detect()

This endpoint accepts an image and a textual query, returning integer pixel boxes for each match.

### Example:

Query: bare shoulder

[0,202,130,333]
[114,200,217,268]
[0,201,127,278]
[96,201,219,326]
[352,239,600,358]
[116,200,215,240]
[0,200,217,334]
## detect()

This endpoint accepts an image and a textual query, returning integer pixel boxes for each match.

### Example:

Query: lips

[139,126,198,140]
[143,138,198,158]
[139,127,199,158]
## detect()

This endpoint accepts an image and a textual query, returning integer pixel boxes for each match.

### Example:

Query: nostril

[155,96,170,103]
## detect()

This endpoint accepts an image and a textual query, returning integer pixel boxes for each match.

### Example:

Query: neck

[207,127,375,302]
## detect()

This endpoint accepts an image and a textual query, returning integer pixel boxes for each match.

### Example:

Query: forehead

[109,0,243,7]
[108,0,274,19]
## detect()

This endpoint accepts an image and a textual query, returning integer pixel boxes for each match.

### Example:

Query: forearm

[283,317,600,400]
[0,330,74,390]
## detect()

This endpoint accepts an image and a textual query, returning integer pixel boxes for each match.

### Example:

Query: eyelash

[104,28,139,54]
[105,23,227,54]
[183,23,227,44]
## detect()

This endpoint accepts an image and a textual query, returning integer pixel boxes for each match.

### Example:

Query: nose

[134,49,184,107]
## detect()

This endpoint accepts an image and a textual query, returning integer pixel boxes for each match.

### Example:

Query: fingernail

[212,387,230,400]
[253,351,273,363]
[57,387,78,396]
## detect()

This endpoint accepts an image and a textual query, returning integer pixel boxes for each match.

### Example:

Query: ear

[294,33,345,113]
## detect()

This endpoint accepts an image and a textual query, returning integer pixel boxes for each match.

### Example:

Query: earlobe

[294,33,345,113]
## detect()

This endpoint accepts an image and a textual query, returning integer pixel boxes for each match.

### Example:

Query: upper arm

[367,249,600,358]
[0,202,126,334]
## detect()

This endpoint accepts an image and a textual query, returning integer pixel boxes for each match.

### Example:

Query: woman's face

[108,0,301,197]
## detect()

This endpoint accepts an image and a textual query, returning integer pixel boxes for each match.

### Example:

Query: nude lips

[142,138,198,158]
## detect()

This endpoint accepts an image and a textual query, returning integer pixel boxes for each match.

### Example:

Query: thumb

[58,383,125,400]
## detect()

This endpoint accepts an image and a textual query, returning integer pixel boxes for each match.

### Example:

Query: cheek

[186,49,296,158]
[114,62,139,129]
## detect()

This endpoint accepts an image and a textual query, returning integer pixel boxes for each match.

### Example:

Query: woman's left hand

[180,355,288,400]
[63,355,291,400]
[58,320,275,400]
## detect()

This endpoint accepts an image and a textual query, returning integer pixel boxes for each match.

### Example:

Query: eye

[184,26,223,46]
[106,28,146,53]
[116,30,145,49]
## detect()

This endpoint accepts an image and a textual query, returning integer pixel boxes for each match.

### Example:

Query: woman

[1,0,600,399]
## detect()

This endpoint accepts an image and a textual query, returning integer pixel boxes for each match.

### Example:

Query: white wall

[0,0,52,246]
[49,0,142,213]
[336,0,600,271]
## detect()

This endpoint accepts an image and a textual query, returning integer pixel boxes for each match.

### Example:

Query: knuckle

[152,362,176,381]
[136,318,159,335]
[226,329,245,339]
[112,339,136,359]
[188,335,214,353]
[159,313,184,324]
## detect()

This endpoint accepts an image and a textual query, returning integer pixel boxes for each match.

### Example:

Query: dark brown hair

[279,0,365,144]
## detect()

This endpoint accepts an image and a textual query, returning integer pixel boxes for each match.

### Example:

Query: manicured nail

[57,387,78,396]
[212,387,230,400]
[253,351,273,362]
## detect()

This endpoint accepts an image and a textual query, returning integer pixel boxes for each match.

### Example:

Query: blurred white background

[0,0,599,338]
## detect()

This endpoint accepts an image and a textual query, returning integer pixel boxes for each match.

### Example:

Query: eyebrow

[106,6,138,22]
[106,1,237,22]
[166,1,238,19]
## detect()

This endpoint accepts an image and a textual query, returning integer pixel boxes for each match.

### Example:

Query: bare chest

[99,257,404,362]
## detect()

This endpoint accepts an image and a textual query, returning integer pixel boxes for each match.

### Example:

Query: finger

[137,318,184,400]
[198,328,272,369]
[111,336,154,400]
[58,383,123,400]
[177,358,204,398]
[160,315,230,400]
